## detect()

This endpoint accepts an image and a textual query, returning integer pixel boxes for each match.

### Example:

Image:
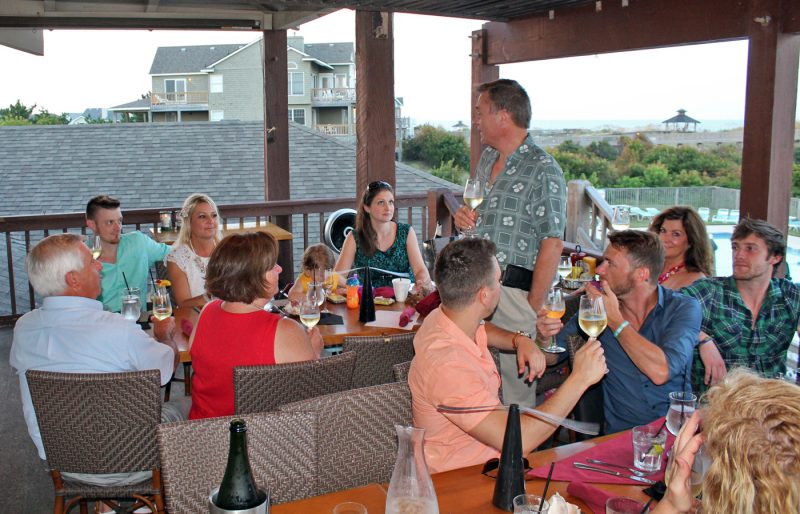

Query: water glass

[666,391,697,435]
[632,424,666,473]
[512,494,549,513]
[606,497,646,514]
[121,287,141,322]
[332,502,367,514]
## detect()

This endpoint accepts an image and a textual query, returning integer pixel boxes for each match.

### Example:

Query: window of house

[288,72,304,96]
[288,61,298,70]
[210,75,223,93]
[210,110,224,122]
[164,79,186,103]
[289,108,305,125]
[335,74,348,88]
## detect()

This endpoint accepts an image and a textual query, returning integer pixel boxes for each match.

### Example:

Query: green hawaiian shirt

[680,276,800,393]
[474,134,566,269]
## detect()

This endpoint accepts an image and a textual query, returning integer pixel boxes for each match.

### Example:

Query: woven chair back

[342,332,415,388]
[233,351,356,414]
[26,369,161,474]
[157,411,318,513]
[392,360,412,382]
[280,381,412,496]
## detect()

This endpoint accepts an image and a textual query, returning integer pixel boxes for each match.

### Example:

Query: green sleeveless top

[353,222,415,288]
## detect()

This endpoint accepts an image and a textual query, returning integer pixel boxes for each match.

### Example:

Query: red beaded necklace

[658,263,686,284]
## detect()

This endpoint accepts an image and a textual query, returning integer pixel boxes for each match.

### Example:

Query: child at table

[288,244,340,301]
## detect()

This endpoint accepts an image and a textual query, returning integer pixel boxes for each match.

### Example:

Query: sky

[0,9,798,130]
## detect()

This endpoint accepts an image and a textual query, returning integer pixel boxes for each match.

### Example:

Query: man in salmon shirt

[408,237,606,474]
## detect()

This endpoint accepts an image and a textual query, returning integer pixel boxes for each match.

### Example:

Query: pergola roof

[0,0,595,30]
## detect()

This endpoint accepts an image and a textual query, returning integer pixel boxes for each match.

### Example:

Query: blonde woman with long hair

[655,369,800,513]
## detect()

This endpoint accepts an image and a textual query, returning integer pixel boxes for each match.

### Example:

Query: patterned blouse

[353,222,414,288]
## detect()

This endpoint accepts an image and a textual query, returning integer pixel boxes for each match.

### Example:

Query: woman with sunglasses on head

[334,181,431,289]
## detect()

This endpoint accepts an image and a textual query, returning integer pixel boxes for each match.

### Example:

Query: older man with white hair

[10,233,186,488]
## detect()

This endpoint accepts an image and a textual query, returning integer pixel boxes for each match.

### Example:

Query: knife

[572,462,656,484]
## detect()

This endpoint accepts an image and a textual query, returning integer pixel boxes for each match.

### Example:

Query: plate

[374,296,395,306]
[560,276,593,290]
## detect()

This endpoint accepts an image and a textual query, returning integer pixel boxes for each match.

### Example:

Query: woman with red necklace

[649,206,713,290]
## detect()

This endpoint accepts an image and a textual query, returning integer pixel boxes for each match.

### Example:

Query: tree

[31,109,69,125]
[0,100,35,120]
[0,100,69,125]
[404,125,469,171]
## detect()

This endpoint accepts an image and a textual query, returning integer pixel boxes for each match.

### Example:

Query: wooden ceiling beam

[483,0,749,64]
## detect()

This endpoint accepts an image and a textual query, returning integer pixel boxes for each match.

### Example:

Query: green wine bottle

[214,419,266,510]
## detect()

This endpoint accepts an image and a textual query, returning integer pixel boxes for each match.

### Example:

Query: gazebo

[662,109,701,132]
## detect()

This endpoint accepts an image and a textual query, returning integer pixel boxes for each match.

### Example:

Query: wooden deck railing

[0,194,430,325]
[151,91,209,106]
[310,88,355,103]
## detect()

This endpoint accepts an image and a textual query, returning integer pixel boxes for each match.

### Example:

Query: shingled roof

[304,42,354,65]
[0,121,458,316]
[148,42,250,74]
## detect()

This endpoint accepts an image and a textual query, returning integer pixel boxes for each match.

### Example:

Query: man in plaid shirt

[681,218,800,393]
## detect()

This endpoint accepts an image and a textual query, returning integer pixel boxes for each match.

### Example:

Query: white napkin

[364,310,418,330]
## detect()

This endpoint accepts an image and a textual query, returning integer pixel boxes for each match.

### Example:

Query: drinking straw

[148,268,158,292]
[122,272,130,290]
[539,462,554,513]
[640,498,655,513]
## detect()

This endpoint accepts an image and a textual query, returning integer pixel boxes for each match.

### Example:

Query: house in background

[109,36,362,137]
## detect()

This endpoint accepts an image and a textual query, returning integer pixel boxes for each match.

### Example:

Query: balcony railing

[311,88,355,104]
[0,194,432,325]
[151,91,209,106]
[314,124,353,136]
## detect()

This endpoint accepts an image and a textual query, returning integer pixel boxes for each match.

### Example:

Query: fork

[437,404,600,435]
[586,458,649,477]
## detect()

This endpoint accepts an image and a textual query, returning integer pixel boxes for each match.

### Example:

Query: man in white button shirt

[10,233,187,487]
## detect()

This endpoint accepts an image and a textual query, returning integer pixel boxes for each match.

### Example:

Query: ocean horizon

[414,118,753,133]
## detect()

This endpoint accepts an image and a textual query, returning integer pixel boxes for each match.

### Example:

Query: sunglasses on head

[368,180,392,191]
[481,457,533,480]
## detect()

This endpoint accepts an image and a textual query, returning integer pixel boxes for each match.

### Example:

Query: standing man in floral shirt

[455,79,566,407]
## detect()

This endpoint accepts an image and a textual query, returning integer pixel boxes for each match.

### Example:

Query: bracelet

[512,330,531,350]
[698,337,714,346]
[613,321,629,338]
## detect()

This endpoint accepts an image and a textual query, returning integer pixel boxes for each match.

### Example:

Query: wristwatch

[512,330,531,350]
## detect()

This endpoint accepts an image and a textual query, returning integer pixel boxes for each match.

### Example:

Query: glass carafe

[385,425,439,514]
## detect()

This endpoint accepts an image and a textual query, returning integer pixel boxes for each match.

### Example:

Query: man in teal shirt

[86,195,170,312]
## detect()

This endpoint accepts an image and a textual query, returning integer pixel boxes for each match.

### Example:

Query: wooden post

[470,28,499,176]
[739,1,800,235]
[355,10,396,193]
[262,29,293,285]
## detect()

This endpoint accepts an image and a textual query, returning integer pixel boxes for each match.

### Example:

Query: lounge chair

[712,209,730,223]
[728,210,740,223]
[697,207,710,221]
[629,207,651,221]
[645,208,661,218]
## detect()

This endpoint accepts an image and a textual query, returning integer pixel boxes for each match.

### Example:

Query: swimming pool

[712,232,800,280]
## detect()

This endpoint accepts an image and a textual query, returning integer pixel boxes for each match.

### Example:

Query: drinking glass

[307,281,326,309]
[299,299,320,331]
[512,494,549,513]
[606,497,646,514]
[665,442,709,497]
[666,391,697,435]
[578,295,607,339]
[90,235,102,260]
[121,287,141,322]
[322,268,335,313]
[462,178,484,237]
[152,284,172,321]
[333,502,368,514]
[541,287,566,354]
[611,206,631,231]
[557,256,572,284]
[632,424,666,474]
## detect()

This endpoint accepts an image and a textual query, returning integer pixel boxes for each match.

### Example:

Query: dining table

[271,432,654,513]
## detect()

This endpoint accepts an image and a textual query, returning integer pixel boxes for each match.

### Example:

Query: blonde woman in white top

[166,193,222,308]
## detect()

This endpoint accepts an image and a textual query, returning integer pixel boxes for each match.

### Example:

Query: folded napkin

[415,290,441,317]
[566,481,615,514]
[528,417,674,485]
[180,318,194,337]
[399,306,416,327]
[318,312,343,325]
[373,286,395,299]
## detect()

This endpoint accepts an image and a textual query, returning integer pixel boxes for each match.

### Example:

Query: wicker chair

[157,411,317,513]
[565,333,605,439]
[25,369,165,514]
[342,332,416,388]
[392,360,412,382]
[280,381,412,496]
[233,351,356,414]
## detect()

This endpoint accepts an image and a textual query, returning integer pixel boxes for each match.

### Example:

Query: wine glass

[462,178,484,237]
[152,284,172,320]
[307,281,325,309]
[90,235,102,260]
[611,206,630,231]
[322,268,335,313]
[299,299,320,331]
[578,295,607,339]
[557,256,572,285]
[541,287,567,353]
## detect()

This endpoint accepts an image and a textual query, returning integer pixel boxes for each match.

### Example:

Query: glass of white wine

[462,178,484,237]
[557,255,572,285]
[611,206,630,231]
[299,299,320,331]
[578,295,607,339]
[541,287,566,354]
[90,235,102,260]
[152,284,172,321]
